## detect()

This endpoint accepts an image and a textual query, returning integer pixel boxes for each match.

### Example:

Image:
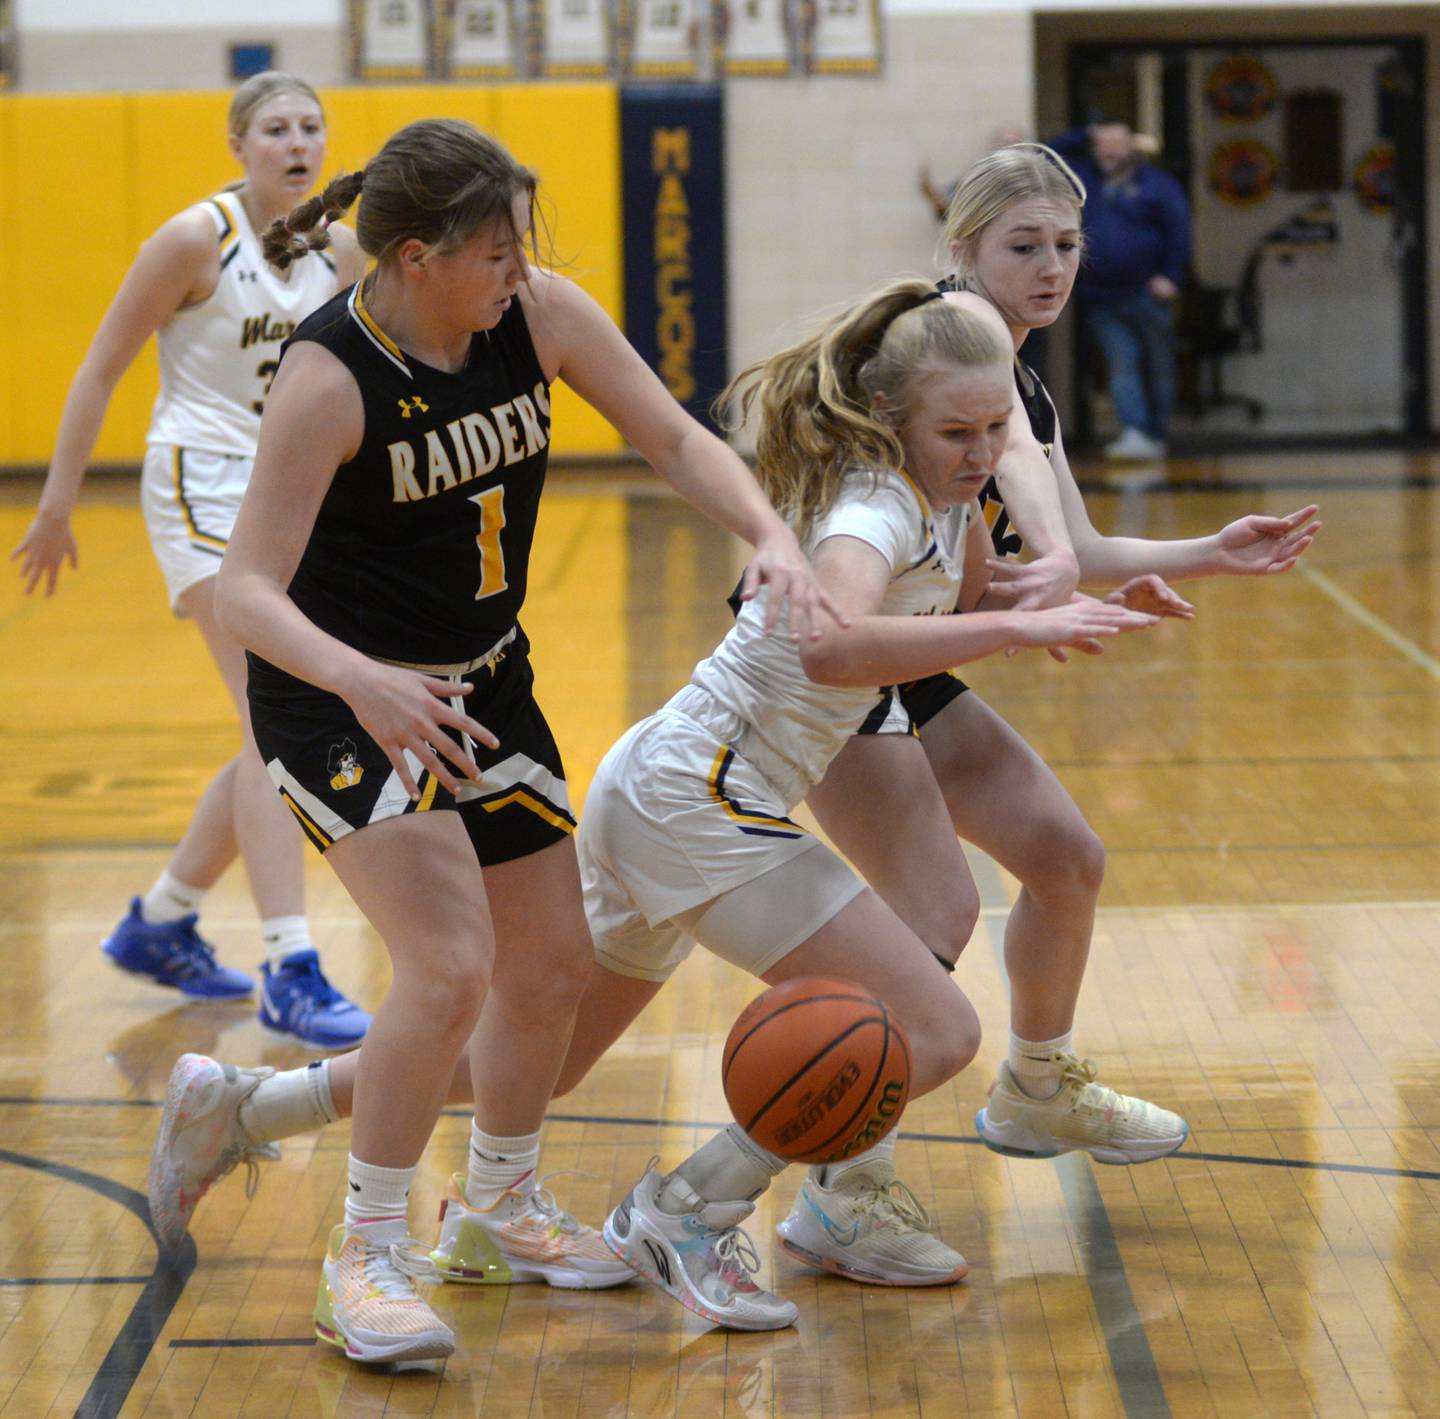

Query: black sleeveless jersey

[280,282,551,664]
[936,277,1057,561]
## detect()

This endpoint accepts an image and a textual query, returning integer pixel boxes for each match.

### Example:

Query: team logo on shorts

[327,739,365,790]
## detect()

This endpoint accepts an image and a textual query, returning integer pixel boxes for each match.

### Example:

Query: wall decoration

[1208,138,1278,207]
[536,0,614,77]
[439,0,523,78]
[713,0,793,76]
[1353,143,1395,216]
[628,0,705,78]
[1206,54,1277,123]
[807,0,882,76]
[351,0,433,79]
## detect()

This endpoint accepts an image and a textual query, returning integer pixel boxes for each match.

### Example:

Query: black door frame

[1066,34,1429,441]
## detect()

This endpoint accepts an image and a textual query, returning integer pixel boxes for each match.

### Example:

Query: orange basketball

[721,977,912,1164]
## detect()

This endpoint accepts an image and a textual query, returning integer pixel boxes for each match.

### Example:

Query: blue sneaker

[101,899,254,1000]
[259,950,371,1050]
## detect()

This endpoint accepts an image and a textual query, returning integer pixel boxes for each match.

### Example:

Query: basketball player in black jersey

[149,118,839,1365]
[796,143,1320,1186]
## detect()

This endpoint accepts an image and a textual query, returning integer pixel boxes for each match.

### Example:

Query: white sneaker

[315,1220,455,1365]
[977,1058,1188,1165]
[430,1172,632,1288]
[148,1053,279,1251]
[1104,427,1166,462]
[603,1164,797,1331]
[776,1160,968,1286]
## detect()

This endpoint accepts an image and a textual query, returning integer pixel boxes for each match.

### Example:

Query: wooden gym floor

[1,452,1438,1418]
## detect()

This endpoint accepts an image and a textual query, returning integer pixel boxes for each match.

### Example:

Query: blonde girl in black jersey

[9,73,372,1046]
[800,143,1320,1176]
[150,117,840,1366]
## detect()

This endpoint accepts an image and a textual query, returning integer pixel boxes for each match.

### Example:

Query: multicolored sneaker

[776,1160,968,1286]
[603,1165,797,1331]
[976,1058,1188,1165]
[148,1053,279,1251]
[102,899,253,1000]
[430,1172,632,1288]
[315,1220,455,1365]
[259,950,371,1050]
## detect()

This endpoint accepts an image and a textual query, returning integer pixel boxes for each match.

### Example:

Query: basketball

[721,977,912,1164]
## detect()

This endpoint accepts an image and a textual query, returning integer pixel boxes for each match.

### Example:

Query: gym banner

[621,87,728,431]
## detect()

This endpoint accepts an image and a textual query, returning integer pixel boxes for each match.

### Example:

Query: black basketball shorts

[855,672,970,738]
[247,631,574,867]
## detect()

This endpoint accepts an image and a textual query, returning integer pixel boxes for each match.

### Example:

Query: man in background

[1050,123,1190,462]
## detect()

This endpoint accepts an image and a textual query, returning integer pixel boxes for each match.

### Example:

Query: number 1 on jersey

[469,486,509,600]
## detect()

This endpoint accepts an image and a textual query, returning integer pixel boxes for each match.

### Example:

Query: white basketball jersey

[687,467,971,802]
[147,190,341,456]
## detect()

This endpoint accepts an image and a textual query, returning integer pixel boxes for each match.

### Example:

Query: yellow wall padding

[0,82,622,467]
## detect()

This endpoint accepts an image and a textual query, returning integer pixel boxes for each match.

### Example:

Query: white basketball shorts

[140,443,252,612]
[578,702,865,983]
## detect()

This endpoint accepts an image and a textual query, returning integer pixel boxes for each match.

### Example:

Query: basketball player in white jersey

[10,73,372,1048]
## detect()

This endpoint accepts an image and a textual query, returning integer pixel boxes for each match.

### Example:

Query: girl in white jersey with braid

[10,73,372,1048]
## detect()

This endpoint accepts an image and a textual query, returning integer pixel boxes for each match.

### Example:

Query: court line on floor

[1301,565,1440,683]
[0,1147,194,1419]
[3,1098,1439,1184]
[968,853,1171,1419]
[0,1275,151,1286]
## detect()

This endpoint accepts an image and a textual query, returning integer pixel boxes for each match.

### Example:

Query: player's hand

[1210,504,1321,576]
[1104,573,1196,620]
[985,551,1081,610]
[9,508,78,596]
[738,530,851,643]
[340,661,499,801]
[1010,594,1157,654]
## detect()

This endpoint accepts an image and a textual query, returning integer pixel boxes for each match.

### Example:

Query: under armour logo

[236,269,259,283]
[398,396,430,418]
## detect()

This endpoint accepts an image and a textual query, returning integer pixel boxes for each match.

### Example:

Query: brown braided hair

[262,170,364,270]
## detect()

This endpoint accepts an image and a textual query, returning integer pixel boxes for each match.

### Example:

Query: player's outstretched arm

[522,273,846,644]
[11,211,218,596]
[799,533,1156,689]
[1044,419,1320,585]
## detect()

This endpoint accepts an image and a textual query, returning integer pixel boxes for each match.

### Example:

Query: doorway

[1066,37,1427,447]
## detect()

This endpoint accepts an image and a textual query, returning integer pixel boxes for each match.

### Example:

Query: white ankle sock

[261,915,313,966]
[465,1124,540,1207]
[344,1155,414,1230]
[239,1060,338,1144]
[815,1132,896,1188]
[672,1124,787,1204]
[1010,1029,1074,1100]
[141,869,205,925]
